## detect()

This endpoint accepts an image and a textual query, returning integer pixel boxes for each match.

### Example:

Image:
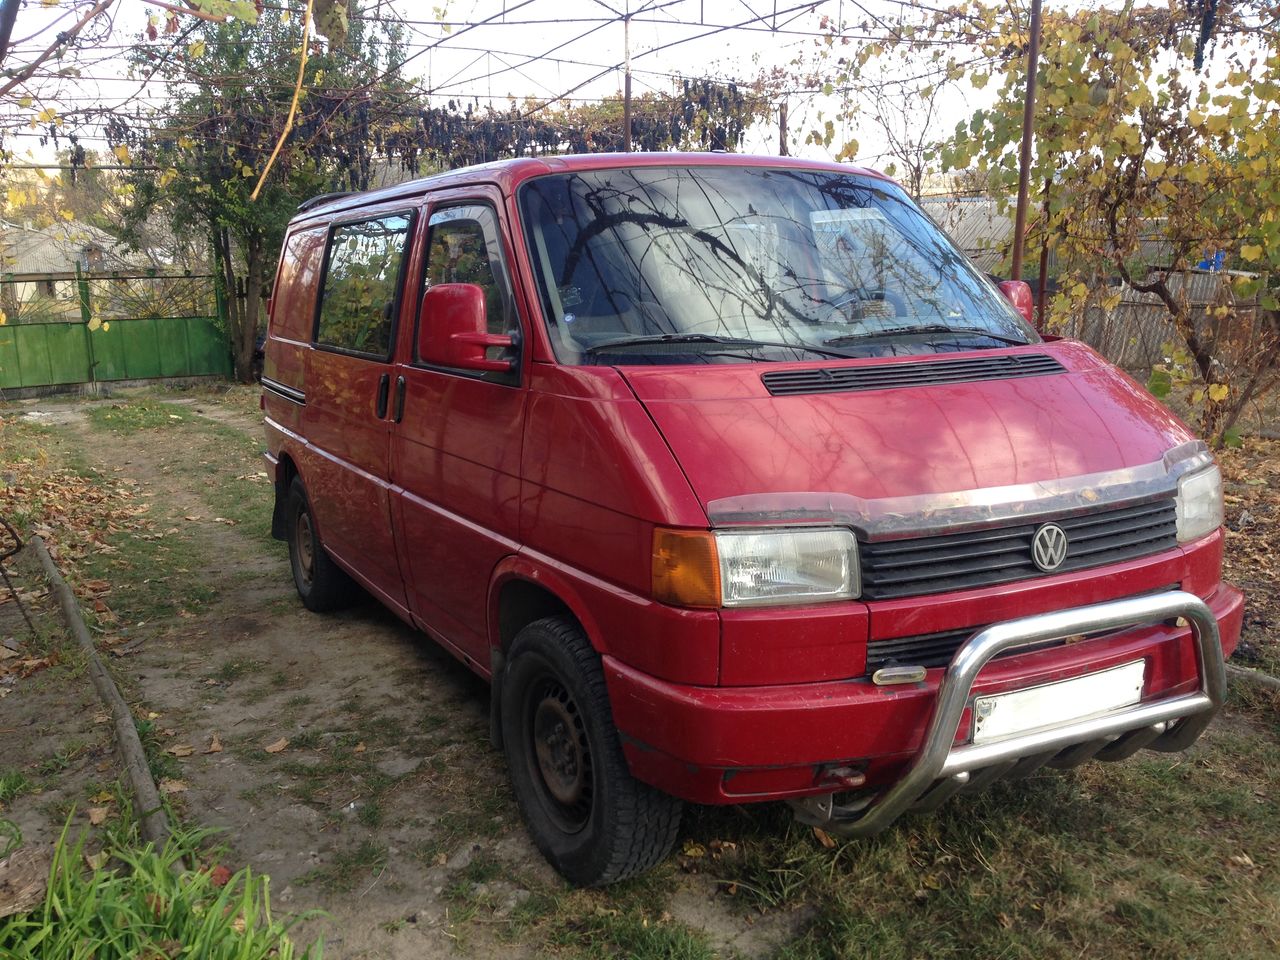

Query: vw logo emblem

[1031,523,1069,572]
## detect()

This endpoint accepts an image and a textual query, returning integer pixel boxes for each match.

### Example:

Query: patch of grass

[133,718,181,783]
[208,657,266,684]
[0,818,321,958]
[0,772,33,808]
[544,909,717,960]
[86,399,194,433]
[38,741,87,776]
[679,723,1280,960]
[297,840,387,894]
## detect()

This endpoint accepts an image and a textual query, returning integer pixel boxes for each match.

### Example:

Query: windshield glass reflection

[519,166,1038,365]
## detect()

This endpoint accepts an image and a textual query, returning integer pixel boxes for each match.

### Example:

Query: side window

[315,213,412,357]
[423,204,518,344]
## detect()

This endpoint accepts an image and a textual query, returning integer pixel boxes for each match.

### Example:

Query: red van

[261,154,1242,886]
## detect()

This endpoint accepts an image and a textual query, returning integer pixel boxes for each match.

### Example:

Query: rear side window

[315,213,412,357]
[272,227,327,342]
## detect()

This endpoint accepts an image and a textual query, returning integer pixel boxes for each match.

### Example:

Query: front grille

[761,353,1065,396]
[865,584,1179,672]
[859,498,1178,600]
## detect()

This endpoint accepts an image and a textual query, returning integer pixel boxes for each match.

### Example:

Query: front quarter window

[520,166,1038,365]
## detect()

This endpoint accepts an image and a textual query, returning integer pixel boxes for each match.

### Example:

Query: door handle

[375,373,390,419]
[394,376,406,423]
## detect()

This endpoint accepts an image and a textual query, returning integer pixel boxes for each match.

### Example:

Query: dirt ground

[0,393,799,959]
[2,387,1278,960]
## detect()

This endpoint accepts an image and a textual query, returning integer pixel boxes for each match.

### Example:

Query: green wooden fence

[0,315,231,390]
[0,268,232,391]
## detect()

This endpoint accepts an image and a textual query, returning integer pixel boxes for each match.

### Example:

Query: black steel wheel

[285,477,357,612]
[500,616,682,886]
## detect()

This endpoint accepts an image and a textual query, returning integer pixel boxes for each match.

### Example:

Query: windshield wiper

[582,333,855,360]
[824,325,1031,347]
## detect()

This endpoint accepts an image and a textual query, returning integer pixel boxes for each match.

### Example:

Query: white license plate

[971,660,1146,745]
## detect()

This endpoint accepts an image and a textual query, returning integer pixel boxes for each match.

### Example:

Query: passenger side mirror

[997,280,1035,326]
[419,283,516,372]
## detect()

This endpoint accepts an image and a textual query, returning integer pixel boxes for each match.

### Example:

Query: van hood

[620,341,1201,533]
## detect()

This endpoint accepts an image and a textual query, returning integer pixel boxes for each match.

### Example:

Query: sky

[2,0,1003,170]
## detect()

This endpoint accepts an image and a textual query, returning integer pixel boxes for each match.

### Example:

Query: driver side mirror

[997,280,1035,326]
[418,283,516,372]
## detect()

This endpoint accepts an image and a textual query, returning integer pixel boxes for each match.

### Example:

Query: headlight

[1175,465,1223,543]
[716,528,859,606]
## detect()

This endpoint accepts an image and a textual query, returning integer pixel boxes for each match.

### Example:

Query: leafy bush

[0,821,321,959]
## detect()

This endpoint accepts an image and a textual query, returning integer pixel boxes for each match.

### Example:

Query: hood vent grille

[761,353,1066,396]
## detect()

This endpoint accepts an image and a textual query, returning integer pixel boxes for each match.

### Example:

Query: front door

[302,208,415,611]
[391,193,527,667]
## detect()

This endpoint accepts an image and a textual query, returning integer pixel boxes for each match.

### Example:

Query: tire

[501,616,682,886]
[285,477,357,612]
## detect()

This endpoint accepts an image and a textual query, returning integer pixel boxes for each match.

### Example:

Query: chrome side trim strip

[262,377,306,405]
[789,590,1224,837]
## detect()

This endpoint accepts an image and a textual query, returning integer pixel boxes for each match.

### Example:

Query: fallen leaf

[204,734,223,754]
[208,864,233,887]
[88,807,109,826]
[681,840,706,858]
[264,737,288,754]
[84,851,109,870]
[184,516,202,522]
[353,742,366,754]
[88,790,114,803]
[813,827,837,849]
[166,744,194,758]
[159,778,188,795]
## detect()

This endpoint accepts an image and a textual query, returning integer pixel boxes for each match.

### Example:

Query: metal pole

[779,101,789,156]
[623,5,633,152]
[1010,0,1042,282]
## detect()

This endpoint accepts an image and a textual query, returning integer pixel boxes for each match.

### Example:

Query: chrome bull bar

[789,590,1226,837]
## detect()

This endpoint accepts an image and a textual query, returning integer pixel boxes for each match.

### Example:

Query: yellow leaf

[1241,243,1263,262]
[18,95,31,108]
[58,209,74,221]
[264,737,289,754]
[87,316,102,331]
[37,107,57,123]
[1188,109,1204,126]
[112,143,130,165]
[281,8,291,22]
[188,39,206,59]
[0,308,6,326]
[102,321,110,331]
[1208,383,1229,403]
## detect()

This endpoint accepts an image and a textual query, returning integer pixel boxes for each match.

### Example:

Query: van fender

[485,553,616,750]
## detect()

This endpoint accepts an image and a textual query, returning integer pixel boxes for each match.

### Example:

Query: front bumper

[604,584,1243,810]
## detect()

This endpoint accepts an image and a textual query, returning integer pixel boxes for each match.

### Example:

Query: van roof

[289,152,895,224]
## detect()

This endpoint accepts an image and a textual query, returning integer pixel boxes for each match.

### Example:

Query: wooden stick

[250,0,315,201]
[28,537,178,860]
[1226,663,1280,694]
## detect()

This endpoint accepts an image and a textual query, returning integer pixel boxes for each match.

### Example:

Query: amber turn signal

[652,528,721,608]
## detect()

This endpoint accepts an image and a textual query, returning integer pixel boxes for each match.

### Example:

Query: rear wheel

[501,616,682,886]
[286,477,356,612]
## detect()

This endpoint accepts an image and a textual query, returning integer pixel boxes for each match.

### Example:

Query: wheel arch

[486,556,612,751]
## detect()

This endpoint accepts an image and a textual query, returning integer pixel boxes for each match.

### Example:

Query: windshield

[519,165,1038,365]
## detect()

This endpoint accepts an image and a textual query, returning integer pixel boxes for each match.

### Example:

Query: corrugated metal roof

[0,219,144,277]
[919,197,1011,272]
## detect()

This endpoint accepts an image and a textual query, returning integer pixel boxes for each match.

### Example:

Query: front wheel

[501,616,682,886]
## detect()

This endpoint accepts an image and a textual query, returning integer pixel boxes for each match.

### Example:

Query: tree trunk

[213,227,248,382]
[239,234,265,383]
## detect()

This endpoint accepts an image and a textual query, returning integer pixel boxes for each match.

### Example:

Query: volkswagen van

[261,154,1242,886]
